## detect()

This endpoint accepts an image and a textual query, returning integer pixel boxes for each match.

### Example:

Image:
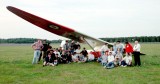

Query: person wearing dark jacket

[81,47,88,62]
[61,52,67,64]
[41,40,49,61]
[66,51,72,63]
[53,54,59,66]
[43,53,54,67]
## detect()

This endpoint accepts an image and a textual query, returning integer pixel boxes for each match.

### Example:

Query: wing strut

[83,38,96,52]
[83,37,99,57]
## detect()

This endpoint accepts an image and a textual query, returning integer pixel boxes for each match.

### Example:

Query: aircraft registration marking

[49,24,60,30]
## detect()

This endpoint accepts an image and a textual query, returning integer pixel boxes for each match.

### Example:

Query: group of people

[31,40,89,67]
[98,40,141,69]
[31,39,141,68]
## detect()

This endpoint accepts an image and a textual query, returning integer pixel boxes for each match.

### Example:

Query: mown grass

[0,43,160,84]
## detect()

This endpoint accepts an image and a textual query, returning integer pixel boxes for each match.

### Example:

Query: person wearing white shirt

[88,53,95,61]
[75,47,81,62]
[133,40,141,66]
[54,49,61,58]
[121,53,132,67]
[101,43,109,55]
[104,52,115,69]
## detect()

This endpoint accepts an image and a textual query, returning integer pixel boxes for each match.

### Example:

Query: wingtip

[6,6,11,10]
[6,6,15,10]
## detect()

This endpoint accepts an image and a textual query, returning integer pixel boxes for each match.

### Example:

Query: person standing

[70,40,76,54]
[32,39,43,64]
[39,40,48,62]
[101,43,109,55]
[74,42,81,50]
[116,41,123,54]
[113,42,117,54]
[63,40,70,54]
[133,40,141,66]
[125,41,133,55]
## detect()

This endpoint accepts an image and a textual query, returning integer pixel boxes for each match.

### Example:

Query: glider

[7,6,112,57]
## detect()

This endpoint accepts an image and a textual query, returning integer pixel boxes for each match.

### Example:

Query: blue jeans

[121,61,127,66]
[32,50,41,64]
[106,62,114,69]
[101,62,107,66]
[97,57,102,62]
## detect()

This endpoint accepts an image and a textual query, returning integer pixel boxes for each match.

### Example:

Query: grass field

[0,43,160,84]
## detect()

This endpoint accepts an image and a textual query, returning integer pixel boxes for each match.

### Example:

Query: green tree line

[100,36,160,42]
[0,38,62,44]
[0,36,159,43]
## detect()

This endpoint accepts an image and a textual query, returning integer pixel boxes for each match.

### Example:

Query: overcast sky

[1,0,160,40]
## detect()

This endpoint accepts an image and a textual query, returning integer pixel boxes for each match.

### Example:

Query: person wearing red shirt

[125,42,133,54]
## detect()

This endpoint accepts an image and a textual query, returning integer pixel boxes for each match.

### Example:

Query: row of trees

[0,36,160,43]
[100,36,160,42]
[0,38,62,44]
